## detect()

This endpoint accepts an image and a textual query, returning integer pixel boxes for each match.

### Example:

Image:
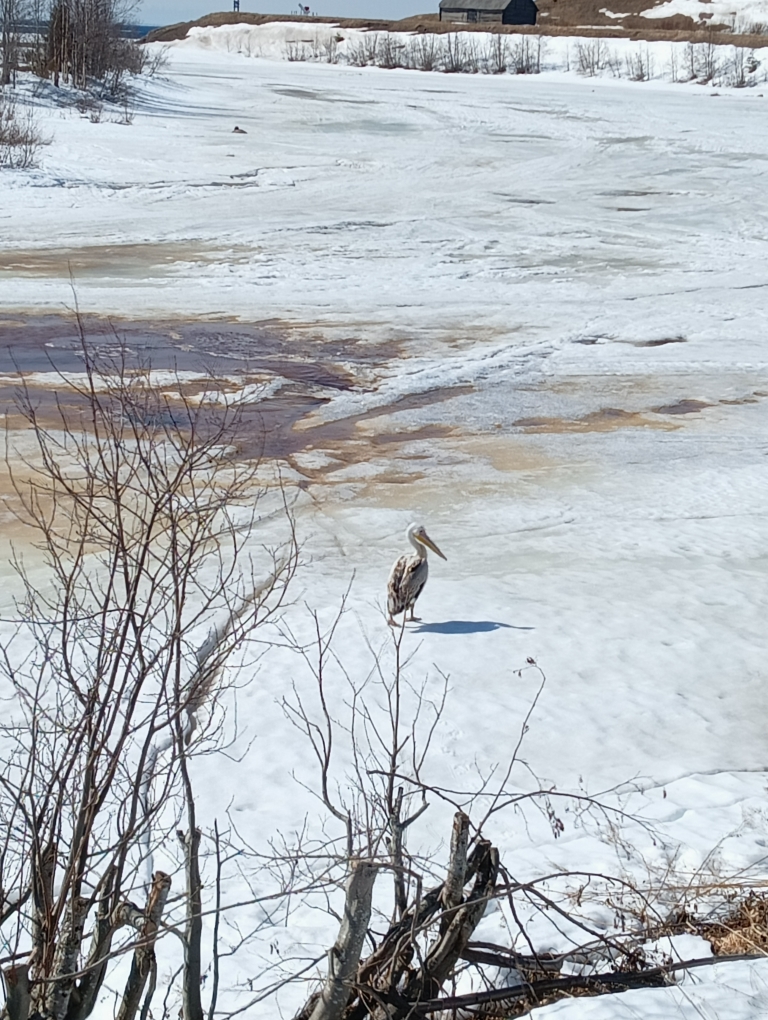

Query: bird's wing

[388,555,428,616]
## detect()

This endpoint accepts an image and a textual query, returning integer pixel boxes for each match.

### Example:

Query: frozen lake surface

[2,37,768,1018]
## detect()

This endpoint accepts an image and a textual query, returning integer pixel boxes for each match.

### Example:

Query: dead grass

[702,892,768,956]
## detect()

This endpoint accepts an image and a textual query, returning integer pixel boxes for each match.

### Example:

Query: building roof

[439,0,512,9]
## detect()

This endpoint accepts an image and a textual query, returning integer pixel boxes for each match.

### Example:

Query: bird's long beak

[421,532,447,560]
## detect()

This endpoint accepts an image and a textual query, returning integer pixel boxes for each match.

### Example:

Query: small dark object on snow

[233,126,247,134]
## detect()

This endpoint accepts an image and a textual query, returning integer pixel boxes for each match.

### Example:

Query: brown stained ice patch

[635,336,687,347]
[0,242,259,280]
[286,424,455,486]
[652,399,712,415]
[293,384,474,434]
[513,407,676,433]
[0,314,466,491]
[369,424,455,447]
[450,434,556,475]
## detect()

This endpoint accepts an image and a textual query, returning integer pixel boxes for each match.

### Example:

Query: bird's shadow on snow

[413,620,532,635]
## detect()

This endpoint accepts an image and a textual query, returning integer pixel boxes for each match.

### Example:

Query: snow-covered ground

[3,30,768,1018]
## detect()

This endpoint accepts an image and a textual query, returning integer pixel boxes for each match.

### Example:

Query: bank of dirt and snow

[176,18,768,84]
[3,31,768,1020]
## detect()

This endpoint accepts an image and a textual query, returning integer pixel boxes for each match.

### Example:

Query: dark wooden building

[439,0,537,25]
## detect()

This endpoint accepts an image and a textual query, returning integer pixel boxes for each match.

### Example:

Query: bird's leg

[407,607,421,622]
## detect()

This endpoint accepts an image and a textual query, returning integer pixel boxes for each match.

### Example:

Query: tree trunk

[2,964,30,1020]
[399,840,499,1014]
[308,862,377,1020]
[43,896,89,1020]
[441,811,469,917]
[115,872,171,1020]
[180,828,204,1020]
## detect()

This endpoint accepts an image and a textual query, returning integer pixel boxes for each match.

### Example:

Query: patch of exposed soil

[0,243,259,279]
[513,407,675,432]
[651,398,712,415]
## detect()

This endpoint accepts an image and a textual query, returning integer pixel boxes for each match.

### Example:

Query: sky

[137,0,429,28]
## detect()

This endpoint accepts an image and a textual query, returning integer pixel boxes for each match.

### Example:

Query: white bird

[387,522,446,626]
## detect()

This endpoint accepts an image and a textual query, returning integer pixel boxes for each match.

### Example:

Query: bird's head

[407,523,447,560]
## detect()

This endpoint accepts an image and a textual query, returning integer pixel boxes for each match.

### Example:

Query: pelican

[387,523,446,626]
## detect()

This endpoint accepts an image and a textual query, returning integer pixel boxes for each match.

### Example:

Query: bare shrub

[575,38,608,76]
[625,45,653,81]
[377,31,404,69]
[409,32,438,71]
[75,92,103,119]
[669,44,679,82]
[322,33,342,63]
[464,35,480,72]
[347,30,379,66]
[441,32,471,73]
[346,38,368,65]
[284,39,310,61]
[604,46,622,77]
[0,328,297,1020]
[510,34,543,74]
[699,38,720,81]
[113,98,134,124]
[485,31,507,73]
[140,43,170,76]
[684,40,698,79]
[0,93,46,168]
[723,45,760,86]
[682,35,722,83]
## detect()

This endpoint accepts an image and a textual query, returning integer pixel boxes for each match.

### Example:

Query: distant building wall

[502,0,537,24]
[439,2,537,25]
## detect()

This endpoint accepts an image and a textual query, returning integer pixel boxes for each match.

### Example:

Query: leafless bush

[75,92,103,120]
[113,97,134,124]
[322,33,342,63]
[699,38,720,82]
[284,39,310,61]
[683,40,698,79]
[377,31,405,69]
[408,32,438,71]
[625,45,653,81]
[484,31,507,73]
[0,93,46,168]
[139,43,170,77]
[604,47,622,76]
[441,32,472,73]
[682,36,722,83]
[464,35,480,72]
[510,34,543,74]
[346,31,379,66]
[0,324,297,1020]
[723,45,760,86]
[669,44,679,82]
[575,38,610,76]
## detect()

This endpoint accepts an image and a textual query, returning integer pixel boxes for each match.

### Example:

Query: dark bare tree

[45,0,143,93]
[0,328,297,1020]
